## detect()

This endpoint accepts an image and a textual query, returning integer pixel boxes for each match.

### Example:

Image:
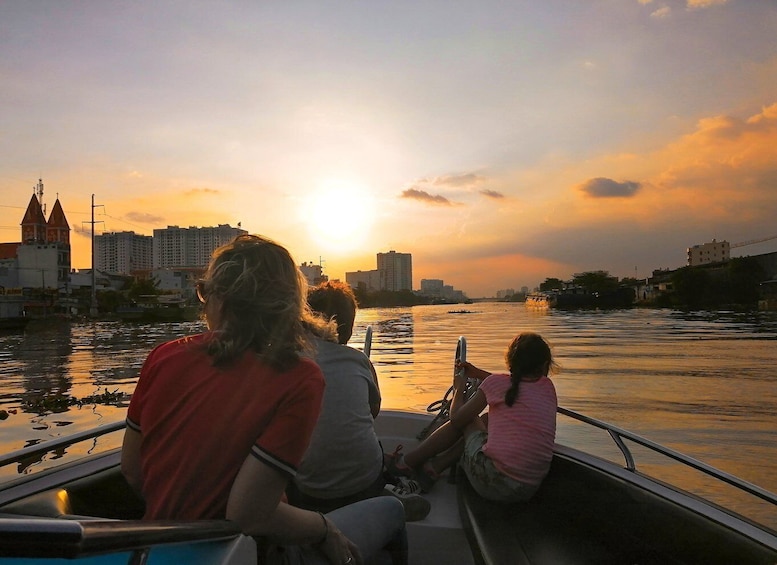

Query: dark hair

[504,333,555,407]
[308,280,357,345]
[198,234,334,370]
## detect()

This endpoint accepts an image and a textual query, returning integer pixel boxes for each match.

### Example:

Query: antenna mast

[35,178,46,216]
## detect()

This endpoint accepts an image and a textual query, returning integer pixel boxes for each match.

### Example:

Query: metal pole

[90,194,97,317]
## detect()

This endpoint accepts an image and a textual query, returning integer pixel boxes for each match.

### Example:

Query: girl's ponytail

[504,333,554,407]
[505,377,520,407]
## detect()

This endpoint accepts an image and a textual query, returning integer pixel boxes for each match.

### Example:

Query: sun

[304,180,376,252]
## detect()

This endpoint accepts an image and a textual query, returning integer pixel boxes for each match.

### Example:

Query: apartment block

[687,239,730,266]
[153,224,247,269]
[377,250,412,292]
[95,231,153,275]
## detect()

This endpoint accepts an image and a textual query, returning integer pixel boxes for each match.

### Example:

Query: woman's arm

[450,387,487,429]
[120,427,144,496]
[227,455,360,563]
[367,361,381,418]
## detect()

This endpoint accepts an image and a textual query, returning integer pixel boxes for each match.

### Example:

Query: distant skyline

[2,1,776,296]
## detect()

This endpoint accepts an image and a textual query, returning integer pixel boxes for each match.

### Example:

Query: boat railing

[557,405,777,507]
[0,421,126,471]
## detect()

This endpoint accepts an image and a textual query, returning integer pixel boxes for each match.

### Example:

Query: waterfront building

[345,269,381,291]
[496,288,515,299]
[377,250,412,292]
[95,231,153,275]
[420,279,444,298]
[299,262,327,287]
[15,182,71,290]
[688,239,730,266]
[152,224,246,269]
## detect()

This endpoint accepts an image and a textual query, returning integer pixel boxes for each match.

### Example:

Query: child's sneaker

[382,480,431,522]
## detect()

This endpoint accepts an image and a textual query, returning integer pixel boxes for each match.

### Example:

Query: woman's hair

[198,234,334,370]
[504,332,555,407]
[308,280,358,345]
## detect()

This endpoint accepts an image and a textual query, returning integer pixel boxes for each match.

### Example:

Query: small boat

[0,294,30,331]
[114,296,201,322]
[0,335,775,564]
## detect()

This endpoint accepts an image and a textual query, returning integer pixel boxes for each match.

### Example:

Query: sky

[1,0,776,297]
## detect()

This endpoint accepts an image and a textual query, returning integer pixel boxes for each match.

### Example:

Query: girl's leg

[427,416,486,475]
[403,421,462,468]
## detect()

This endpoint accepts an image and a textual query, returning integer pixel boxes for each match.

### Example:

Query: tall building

[152,224,246,269]
[687,239,730,266]
[377,250,412,291]
[95,231,153,275]
[16,180,71,289]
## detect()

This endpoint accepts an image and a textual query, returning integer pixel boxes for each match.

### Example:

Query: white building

[377,250,412,292]
[153,224,246,269]
[687,239,730,266]
[346,269,381,291]
[95,231,153,275]
[299,262,327,287]
[421,279,444,297]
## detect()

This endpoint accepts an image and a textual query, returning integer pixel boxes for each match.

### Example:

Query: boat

[526,287,635,309]
[114,296,201,322]
[0,294,30,331]
[0,334,776,564]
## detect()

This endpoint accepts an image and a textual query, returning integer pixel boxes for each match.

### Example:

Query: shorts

[460,430,538,503]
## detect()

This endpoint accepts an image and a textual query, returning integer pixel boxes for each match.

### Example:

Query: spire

[20,193,46,243]
[46,198,71,245]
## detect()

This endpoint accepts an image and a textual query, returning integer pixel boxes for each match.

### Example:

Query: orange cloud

[400,188,456,206]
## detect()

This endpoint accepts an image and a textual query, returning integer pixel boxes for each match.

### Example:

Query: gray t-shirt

[294,338,384,498]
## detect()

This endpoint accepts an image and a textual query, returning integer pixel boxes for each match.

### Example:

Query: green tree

[539,278,564,291]
[127,277,160,301]
[672,266,711,308]
[727,257,765,305]
[572,271,619,294]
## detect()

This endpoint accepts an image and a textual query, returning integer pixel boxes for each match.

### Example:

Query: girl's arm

[450,387,487,429]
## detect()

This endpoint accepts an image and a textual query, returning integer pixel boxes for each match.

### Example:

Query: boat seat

[0,466,144,520]
[456,448,776,565]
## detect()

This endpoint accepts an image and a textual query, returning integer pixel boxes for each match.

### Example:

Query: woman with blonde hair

[122,234,406,564]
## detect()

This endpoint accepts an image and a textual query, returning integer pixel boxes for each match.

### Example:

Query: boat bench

[456,446,774,565]
[0,466,144,520]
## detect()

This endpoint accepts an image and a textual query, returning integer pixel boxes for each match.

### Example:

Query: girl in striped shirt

[387,333,558,502]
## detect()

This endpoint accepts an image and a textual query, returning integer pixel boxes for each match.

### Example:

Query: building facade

[687,239,730,266]
[16,185,71,289]
[345,269,381,291]
[152,224,246,269]
[377,250,412,292]
[95,231,153,275]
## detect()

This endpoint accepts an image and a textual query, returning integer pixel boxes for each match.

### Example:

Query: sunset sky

[1,1,776,297]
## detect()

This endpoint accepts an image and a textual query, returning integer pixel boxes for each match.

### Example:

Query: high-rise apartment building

[377,250,412,291]
[95,231,153,275]
[152,224,246,269]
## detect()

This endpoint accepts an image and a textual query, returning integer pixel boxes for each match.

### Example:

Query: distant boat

[526,287,634,309]
[114,297,200,322]
[0,293,30,331]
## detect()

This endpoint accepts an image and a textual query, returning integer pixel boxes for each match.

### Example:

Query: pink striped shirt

[480,373,557,486]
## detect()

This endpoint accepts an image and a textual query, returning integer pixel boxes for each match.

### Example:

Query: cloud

[400,188,454,206]
[577,178,642,198]
[183,187,221,196]
[687,0,727,8]
[480,189,505,199]
[125,211,165,224]
[651,6,671,18]
[430,173,485,187]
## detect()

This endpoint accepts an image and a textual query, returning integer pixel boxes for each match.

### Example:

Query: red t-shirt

[126,333,325,520]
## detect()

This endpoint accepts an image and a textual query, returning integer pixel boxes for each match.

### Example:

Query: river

[1,303,776,528]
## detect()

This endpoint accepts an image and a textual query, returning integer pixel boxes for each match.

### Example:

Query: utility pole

[84,194,104,317]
